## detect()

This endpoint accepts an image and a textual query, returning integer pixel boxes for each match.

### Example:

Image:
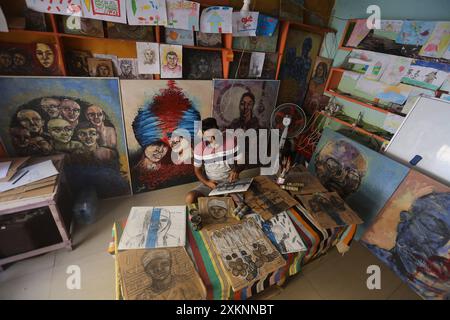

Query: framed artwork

[93,53,119,76]
[166,0,200,31]
[309,128,410,239]
[0,43,34,76]
[183,48,222,80]
[126,0,168,26]
[278,28,322,106]
[212,79,280,130]
[87,58,114,77]
[120,80,213,194]
[62,16,104,38]
[136,42,160,75]
[302,56,333,115]
[361,170,450,300]
[81,0,127,23]
[66,50,92,76]
[159,44,183,78]
[106,22,155,41]
[165,28,195,46]
[195,31,222,47]
[0,77,132,198]
[232,25,279,53]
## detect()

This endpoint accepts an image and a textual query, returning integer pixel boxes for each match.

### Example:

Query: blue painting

[396,21,436,46]
[361,170,450,300]
[0,77,131,198]
[256,14,278,37]
[309,128,409,239]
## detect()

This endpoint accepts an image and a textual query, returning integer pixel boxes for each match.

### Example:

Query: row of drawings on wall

[0,77,280,198]
[307,128,450,300]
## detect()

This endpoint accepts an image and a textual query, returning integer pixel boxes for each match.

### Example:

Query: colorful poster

[159,44,182,78]
[346,19,371,48]
[396,21,436,46]
[419,22,450,58]
[136,42,160,74]
[256,14,278,37]
[80,0,126,23]
[165,28,195,46]
[200,6,233,34]
[127,0,168,26]
[26,0,82,16]
[401,60,449,91]
[0,77,132,198]
[361,170,450,300]
[248,52,265,78]
[166,0,200,31]
[232,11,259,37]
[379,56,413,86]
[373,20,404,41]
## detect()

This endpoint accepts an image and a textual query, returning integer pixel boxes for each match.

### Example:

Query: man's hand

[205,180,218,189]
[229,170,240,182]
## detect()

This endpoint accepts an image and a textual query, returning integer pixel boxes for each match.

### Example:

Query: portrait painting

[118,206,186,250]
[212,79,280,131]
[278,28,322,106]
[62,16,104,38]
[195,31,222,47]
[159,44,183,79]
[198,197,236,228]
[87,58,114,77]
[165,28,195,46]
[0,43,34,76]
[309,128,410,239]
[120,80,213,194]
[118,58,139,79]
[302,56,333,115]
[0,77,132,198]
[229,52,278,80]
[183,48,222,80]
[66,50,92,77]
[24,8,47,32]
[107,22,155,41]
[361,170,450,300]
[33,43,62,76]
[118,247,206,300]
[94,53,120,76]
[209,218,286,292]
[136,42,160,75]
[232,25,279,53]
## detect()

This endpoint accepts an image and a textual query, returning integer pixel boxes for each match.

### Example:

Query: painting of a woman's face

[35,43,54,68]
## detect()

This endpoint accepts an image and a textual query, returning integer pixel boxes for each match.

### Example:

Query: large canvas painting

[212,79,280,130]
[361,170,450,300]
[120,80,213,194]
[309,128,409,239]
[278,28,322,106]
[0,77,131,198]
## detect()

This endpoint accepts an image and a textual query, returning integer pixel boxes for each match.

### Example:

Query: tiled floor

[0,179,420,300]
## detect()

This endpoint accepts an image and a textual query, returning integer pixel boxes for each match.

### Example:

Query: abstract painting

[195,31,222,47]
[107,22,155,41]
[200,6,233,34]
[166,0,200,31]
[232,11,259,37]
[120,80,213,194]
[249,211,307,254]
[87,58,114,77]
[183,48,222,80]
[302,56,332,115]
[126,0,168,26]
[165,28,195,46]
[361,170,450,300]
[118,206,186,250]
[0,77,132,198]
[309,128,409,239]
[159,44,182,78]
[279,0,304,23]
[209,219,286,291]
[212,79,280,130]
[198,197,236,227]
[81,0,127,23]
[232,25,279,53]
[118,247,206,300]
[62,16,104,37]
[278,28,322,106]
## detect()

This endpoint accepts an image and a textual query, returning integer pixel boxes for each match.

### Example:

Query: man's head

[144,141,169,163]
[60,99,81,124]
[40,97,61,119]
[201,117,220,146]
[315,140,367,198]
[120,60,133,75]
[198,57,209,74]
[207,199,228,220]
[10,127,31,148]
[96,63,111,77]
[0,52,12,68]
[143,49,155,65]
[35,43,54,68]
[13,53,26,67]
[239,92,255,123]
[141,250,172,282]
[76,122,99,147]
[166,51,178,69]
[85,105,105,127]
[17,109,44,134]
[47,118,74,143]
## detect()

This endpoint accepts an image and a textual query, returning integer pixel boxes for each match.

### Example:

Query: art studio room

[0,0,449,305]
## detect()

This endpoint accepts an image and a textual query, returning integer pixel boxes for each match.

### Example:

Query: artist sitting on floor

[185,118,245,205]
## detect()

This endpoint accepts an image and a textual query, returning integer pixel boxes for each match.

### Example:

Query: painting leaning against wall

[0,77,132,198]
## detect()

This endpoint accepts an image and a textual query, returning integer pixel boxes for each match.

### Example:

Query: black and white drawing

[209,178,254,196]
[118,58,139,79]
[136,42,160,75]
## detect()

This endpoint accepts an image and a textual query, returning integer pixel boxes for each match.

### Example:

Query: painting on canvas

[126,0,168,26]
[166,0,200,31]
[120,80,213,194]
[66,50,92,76]
[0,77,132,198]
[94,53,119,76]
[302,56,332,115]
[62,16,104,37]
[183,48,222,80]
[81,0,127,23]
[159,44,182,78]
[279,0,304,24]
[361,170,450,300]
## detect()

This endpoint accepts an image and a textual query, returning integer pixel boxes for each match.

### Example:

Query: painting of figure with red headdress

[120,80,214,194]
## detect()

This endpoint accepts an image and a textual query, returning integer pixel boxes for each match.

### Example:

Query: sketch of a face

[96,63,111,77]
[142,251,172,282]
[77,127,98,147]
[40,98,61,119]
[10,127,31,148]
[144,143,168,163]
[166,52,178,69]
[120,60,133,75]
[85,105,104,128]
[13,53,26,67]
[61,99,81,123]
[208,199,228,220]
[48,119,74,143]
[198,57,209,74]
[17,109,44,134]
[143,49,156,65]
[35,43,54,68]
[0,52,12,68]
[239,93,255,122]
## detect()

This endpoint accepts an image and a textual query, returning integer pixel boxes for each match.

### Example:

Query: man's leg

[185,184,212,205]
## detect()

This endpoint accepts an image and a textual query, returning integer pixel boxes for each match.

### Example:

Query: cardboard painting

[196,31,222,47]
[107,22,155,40]
[279,0,304,24]
[87,58,114,77]
[248,52,265,78]
[198,197,236,228]
[66,50,92,76]
[159,44,182,78]
[26,0,82,16]
[200,6,233,34]
[118,247,206,300]
[120,80,213,194]
[118,58,139,79]
[373,20,404,41]
[232,11,259,37]
[396,21,436,46]
[62,16,104,37]
[165,28,195,46]
[127,0,168,26]
[0,77,132,198]
[249,211,307,254]
[166,0,200,31]
[361,170,450,300]
[309,128,410,239]
[183,48,222,80]
[284,171,327,195]
[212,79,280,131]
[243,176,299,220]
[81,0,126,23]
[209,219,286,291]
[232,25,279,53]
[346,19,371,47]
[419,22,450,58]
[278,28,322,106]
[302,56,332,115]
[401,60,449,91]
[136,42,160,74]
[94,53,119,76]
[297,192,363,229]
[118,206,186,250]
[256,14,278,37]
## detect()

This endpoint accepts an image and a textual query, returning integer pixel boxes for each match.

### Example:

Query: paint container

[280,185,300,192]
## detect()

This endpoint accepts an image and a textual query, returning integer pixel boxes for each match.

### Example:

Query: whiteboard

[385,96,450,186]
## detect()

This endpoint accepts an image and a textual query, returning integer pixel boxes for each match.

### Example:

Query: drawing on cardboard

[198,197,236,226]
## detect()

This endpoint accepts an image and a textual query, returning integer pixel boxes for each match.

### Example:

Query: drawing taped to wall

[165,28,195,46]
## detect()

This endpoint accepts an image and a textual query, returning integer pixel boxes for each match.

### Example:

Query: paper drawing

[419,22,450,59]
[232,11,259,37]
[401,60,449,91]
[80,0,126,23]
[373,20,404,41]
[346,19,371,47]
[200,6,232,34]
[248,52,265,78]
[379,56,412,86]
[26,0,82,16]
[198,197,236,227]
[165,28,194,46]
[396,21,436,46]
[127,0,168,26]
[166,0,200,31]
[136,42,160,74]
[118,206,186,250]
[159,44,182,78]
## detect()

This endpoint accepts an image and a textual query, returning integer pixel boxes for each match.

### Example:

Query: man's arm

[194,166,217,189]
